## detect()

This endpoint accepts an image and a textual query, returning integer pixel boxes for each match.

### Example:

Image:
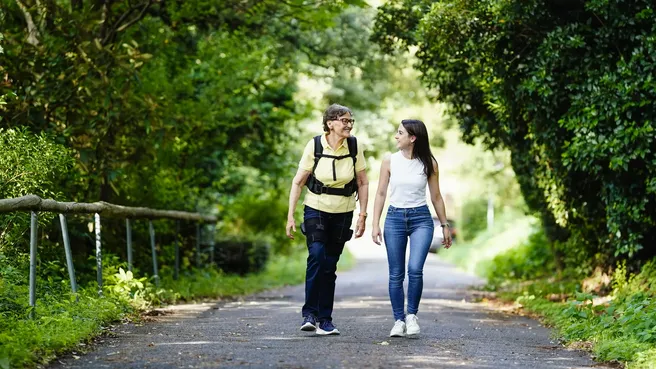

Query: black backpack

[305,135,358,197]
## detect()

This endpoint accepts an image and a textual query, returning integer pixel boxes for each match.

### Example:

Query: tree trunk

[15,0,41,46]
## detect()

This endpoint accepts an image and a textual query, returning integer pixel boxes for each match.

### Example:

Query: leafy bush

[214,237,270,275]
[0,128,73,199]
[217,173,300,255]
[485,230,555,285]
[459,197,489,241]
[438,212,537,276]
[0,128,74,265]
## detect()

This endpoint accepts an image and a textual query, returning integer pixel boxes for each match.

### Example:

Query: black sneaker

[316,320,340,335]
[300,315,317,331]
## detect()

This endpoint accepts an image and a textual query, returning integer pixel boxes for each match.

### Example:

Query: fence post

[174,220,180,280]
[209,224,215,265]
[94,213,103,296]
[29,211,38,315]
[58,214,78,298]
[149,220,159,287]
[196,223,201,268]
[126,218,133,272]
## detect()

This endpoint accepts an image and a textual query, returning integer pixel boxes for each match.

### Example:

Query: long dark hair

[402,119,436,178]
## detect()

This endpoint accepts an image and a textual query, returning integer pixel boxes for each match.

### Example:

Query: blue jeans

[301,206,354,322]
[383,205,434,321]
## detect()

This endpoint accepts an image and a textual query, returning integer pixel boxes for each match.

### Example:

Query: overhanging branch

[102,0,153,45]
[15,0,41,46]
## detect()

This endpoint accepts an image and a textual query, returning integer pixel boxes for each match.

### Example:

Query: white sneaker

[389,320,406,337]
[405,314,420,336]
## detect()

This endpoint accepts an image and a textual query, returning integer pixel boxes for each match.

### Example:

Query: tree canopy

[372,0,656,269]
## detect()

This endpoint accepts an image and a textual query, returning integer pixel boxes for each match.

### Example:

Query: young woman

[286,103,369,335]
[371,119,452,337]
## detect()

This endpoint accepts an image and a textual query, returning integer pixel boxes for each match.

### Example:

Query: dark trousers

[301,206,353,322]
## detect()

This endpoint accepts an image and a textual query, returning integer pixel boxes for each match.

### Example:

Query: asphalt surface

[50,237,610,369]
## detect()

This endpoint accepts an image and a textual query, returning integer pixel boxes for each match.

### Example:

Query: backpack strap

[312,135,323,174]
[347,136,358,198]
[346,136,358,176]
[346,136,358,159]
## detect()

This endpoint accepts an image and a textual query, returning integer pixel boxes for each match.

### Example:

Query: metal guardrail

[0,195,217,312]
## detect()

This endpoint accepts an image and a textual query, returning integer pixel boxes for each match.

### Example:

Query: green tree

[372,0,656,268]
[0,0,369,272]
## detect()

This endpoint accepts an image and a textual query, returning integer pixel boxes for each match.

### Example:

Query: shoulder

[430,157,439,173]
[307,135,324,147]
[381,152,393,167]
[302,137,318,154]
[386,151,400,162]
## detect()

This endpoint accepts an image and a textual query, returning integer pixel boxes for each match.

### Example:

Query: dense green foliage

[1,0,367,257]
[0,129,73,262]
[0,0,386,278]
[372,0,656,269]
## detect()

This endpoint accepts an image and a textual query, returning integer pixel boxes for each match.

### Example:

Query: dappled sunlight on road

[52,229,611,369]
[158,341,221,346]
[222,300,297,310]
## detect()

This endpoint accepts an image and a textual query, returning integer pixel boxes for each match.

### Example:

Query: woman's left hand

[354,214,366,238]
[442,227,452,249]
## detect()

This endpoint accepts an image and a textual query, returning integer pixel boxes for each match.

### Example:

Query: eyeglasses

[334,118,355,126]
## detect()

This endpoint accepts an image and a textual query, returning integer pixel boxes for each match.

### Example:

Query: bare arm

[371,155,391,245]
[354,169,369,238]
[286,168,311,239]
[427,159,452,248]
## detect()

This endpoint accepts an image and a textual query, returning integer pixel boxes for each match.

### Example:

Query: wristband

[359,213,368,218]
[440,223,450,228]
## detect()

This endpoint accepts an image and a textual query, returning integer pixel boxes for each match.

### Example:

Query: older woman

[286,103,369,335]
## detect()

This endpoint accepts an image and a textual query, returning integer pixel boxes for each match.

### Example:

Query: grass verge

[496,267,656,369]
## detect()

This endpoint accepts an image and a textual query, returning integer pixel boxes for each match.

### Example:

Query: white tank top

[389,151,428,208]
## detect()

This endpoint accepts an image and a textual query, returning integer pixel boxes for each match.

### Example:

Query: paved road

[52,237,609,369]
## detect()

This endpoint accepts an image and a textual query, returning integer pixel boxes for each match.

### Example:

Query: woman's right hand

[286,218,296,239]
[372,225,382,245]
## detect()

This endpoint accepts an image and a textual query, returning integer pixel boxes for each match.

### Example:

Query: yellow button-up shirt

[299,134,366,214]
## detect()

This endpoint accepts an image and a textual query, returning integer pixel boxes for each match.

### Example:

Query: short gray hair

[322,104,353,132]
